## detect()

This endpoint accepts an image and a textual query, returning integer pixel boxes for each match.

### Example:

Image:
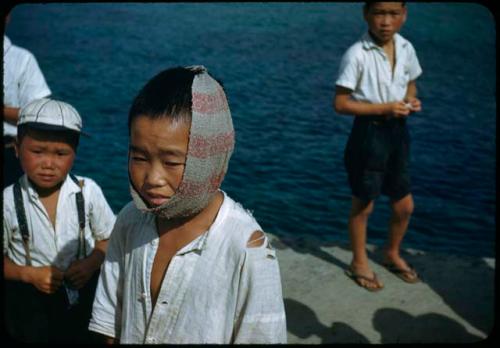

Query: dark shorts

[344,117,411,202]
[4,272,100,343]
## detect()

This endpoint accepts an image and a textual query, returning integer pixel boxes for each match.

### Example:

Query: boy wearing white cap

[89,66,287,344]
[3,98,116,343]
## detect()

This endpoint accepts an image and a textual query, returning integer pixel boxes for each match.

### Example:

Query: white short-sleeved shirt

[3,174,116,271]
[3,35,52,137]
[89,191,287,344]
[336,32,422,104]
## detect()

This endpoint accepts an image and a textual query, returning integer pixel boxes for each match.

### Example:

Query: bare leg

[383,193,418,281]
[348,196,384,290]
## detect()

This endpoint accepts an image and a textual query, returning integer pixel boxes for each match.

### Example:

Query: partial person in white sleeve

[3,11,52,188]
[88,66,287,344]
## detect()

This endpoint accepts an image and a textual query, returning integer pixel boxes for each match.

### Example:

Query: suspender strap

[12,174,87,266]
[13,180,32,266]
[69,174,87,259]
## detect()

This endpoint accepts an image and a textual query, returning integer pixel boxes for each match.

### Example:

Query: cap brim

[19,121,90,137]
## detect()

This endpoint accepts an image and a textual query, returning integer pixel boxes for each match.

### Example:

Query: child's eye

[163,161,184,167]
[131,156,147,162]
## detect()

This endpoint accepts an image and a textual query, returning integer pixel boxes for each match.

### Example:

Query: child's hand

[28,266,64,294]
[387,101,411,118]
[65,258,96,289]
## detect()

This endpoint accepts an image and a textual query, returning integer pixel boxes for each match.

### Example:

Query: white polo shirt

[3,174,116,271]
[336,32,422,104]
[3,35,52,137]
[89,192,287,344]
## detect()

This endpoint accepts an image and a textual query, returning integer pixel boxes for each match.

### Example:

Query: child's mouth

[146,194,170,207]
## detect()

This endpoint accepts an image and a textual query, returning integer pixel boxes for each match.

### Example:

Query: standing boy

[334,2,422,291]
[89,66,287,344]
[3,98,116,342]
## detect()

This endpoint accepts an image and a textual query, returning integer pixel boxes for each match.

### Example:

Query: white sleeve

[407,43,422,81]
[87,180,116,241]
[335,47,361,91]
[232,239,287,344]
[18,52,51,107]
[3,188,14,255]
[88,214,125,339]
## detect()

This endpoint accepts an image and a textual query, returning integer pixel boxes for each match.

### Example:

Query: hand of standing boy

[405,97,422,112]
[387,101,411,118]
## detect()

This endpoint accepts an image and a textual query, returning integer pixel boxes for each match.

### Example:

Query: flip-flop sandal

[345,268,384,292]
[383,262,420,283]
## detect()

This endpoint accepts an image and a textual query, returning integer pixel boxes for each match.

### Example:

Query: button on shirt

[3,174,116,270]
[89,192,287,344]
[336,32,422,104]
[3,35,51,137]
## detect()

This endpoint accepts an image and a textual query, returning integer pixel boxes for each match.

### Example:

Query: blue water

[6,3,496,257]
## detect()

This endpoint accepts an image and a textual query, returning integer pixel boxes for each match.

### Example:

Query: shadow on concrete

[410,255,496,337]
[368,248,496,337]
[272,236,351,271]
[284,298,369,343]
[274,234,495,338]
[373,308,484,343]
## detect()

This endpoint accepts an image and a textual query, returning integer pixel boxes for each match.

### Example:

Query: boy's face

[129,116,189,208]
[16,129,76,191]
[364,2,407,44]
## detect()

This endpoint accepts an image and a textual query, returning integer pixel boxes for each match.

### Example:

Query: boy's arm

[91,333,117,344]
[3,107,20,125]
[404,80,422,112]
[65,239,108,289]
[3,255,64,294]
[334,86,411,118]
[88,207,127,342]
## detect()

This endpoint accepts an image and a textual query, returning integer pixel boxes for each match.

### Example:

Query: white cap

[18,98,83,133]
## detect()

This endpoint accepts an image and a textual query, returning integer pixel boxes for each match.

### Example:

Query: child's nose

[381,15,392,25]
[146,163,167,187]
[41,155,56,169]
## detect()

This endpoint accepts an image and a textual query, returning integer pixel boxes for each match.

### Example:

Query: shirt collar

[22,173,82,201]
[361,32,407,51]
[177,231,209,255]
[176,190,228,256]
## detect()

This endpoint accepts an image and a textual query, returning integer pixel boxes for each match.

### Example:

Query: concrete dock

[268,234,496,344]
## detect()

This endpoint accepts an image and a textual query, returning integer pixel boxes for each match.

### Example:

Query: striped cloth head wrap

[130,66,235,219]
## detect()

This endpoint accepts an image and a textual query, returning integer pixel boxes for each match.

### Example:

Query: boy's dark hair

[364,2,406,10]
[17,124,80,150]
[128,66,226,132]
[128,67,197,131]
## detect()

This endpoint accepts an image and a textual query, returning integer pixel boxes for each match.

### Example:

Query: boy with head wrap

[89,66,287,344]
